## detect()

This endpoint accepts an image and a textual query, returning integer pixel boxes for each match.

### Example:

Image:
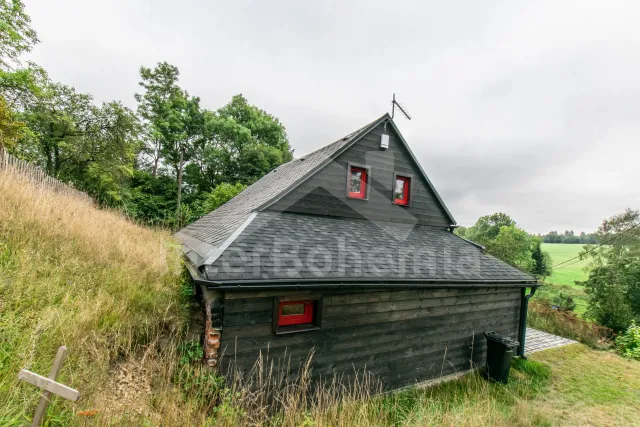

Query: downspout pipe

[518,286,537,358]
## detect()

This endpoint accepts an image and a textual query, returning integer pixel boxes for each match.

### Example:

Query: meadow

[542,243,590,286]
[539,243,591,315]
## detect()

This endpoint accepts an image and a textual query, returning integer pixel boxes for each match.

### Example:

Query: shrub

[552,292,576,312]
[615,323,640,360]
[528,299,613,348]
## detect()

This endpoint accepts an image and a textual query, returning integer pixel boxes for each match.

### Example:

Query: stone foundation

[200,285,223,368]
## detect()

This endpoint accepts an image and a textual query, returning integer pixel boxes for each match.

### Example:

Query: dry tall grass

[0,167,188,424]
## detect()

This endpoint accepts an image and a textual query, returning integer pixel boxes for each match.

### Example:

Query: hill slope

[0,167,191,424]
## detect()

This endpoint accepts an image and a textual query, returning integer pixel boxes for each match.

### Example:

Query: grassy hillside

[0,167,195,424]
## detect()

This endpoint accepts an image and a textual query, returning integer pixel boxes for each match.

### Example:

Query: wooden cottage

[177,113,538,391]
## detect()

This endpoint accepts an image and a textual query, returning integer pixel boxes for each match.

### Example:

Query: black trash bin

[483,331,519,384]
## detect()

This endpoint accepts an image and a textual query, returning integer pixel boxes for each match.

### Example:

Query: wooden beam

[32,346,67,426]
[18,370,80,402]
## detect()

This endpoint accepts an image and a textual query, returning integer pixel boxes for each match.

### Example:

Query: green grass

[539,244,592,315]
[542,243,590,287]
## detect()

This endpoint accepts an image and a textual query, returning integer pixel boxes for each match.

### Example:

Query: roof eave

[189,276,539,291]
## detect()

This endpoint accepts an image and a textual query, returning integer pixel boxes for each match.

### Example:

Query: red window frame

[348,166,367,199]
[394,176,410,205]
[278,300,315,326]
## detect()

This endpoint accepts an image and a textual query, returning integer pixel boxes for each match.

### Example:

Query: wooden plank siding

[266,122,453,227]
[219,286,522,391]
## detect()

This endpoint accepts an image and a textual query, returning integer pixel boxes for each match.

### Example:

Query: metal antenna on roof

[391,93,412,121]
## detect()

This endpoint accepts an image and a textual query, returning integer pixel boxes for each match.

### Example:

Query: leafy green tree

[580,209,640,331]
[135,62,205,221]
[15,82,140,204]
[123,170,179,226]
[204,94,293,185]
[0,0,38,70]
[191,182,247,218]
[464,213,533,270]
[0,94,24,148]
[485,225,532,269]
[135,62,182,178]
[0,1,45,107]
[465,213,516,245]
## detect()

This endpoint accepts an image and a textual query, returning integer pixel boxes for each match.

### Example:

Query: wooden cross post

[18,346,80,426]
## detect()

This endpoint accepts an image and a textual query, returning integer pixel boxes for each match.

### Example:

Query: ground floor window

[273,297,322,334]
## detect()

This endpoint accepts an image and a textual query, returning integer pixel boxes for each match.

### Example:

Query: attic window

[347,163,370,200]
[393,174,411,206]
[273,297,323,334]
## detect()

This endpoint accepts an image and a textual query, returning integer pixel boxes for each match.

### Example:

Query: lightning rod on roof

[391,93,412,121]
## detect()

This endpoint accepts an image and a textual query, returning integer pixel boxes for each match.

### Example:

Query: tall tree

[135,62,182,177]
[135,62,205,221]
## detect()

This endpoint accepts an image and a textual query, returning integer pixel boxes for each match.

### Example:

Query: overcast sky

[23,0,640,233]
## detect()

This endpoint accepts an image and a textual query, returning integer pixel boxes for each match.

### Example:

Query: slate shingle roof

[203,211,535,283]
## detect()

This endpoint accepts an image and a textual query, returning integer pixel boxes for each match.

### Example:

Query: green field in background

[539,243,592,315]
[542,243,590,287]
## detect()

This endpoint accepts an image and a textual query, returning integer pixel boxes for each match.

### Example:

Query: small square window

[273,297,322,334]
[348,165,368,199]
[394,175,410,205]
[278,300,314,326]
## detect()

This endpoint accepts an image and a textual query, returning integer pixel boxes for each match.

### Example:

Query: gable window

[273,297,322,334]
[347,163,369,199]
[393,174,411,206]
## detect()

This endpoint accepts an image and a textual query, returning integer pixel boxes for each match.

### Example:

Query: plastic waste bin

[483,331,519,384]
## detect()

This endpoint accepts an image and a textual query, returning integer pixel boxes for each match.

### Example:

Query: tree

[135,62,183,178]
[15,82,140,204]
[464,213,515,245]
[0,0,38,70]
[135,62,205,222]
[484,225,532,269]
[0,1,45,108]
[464,212,550,274]
[192,182,247,218]
[0,94,24,148]
[530,238,552,279]
[579,209,640,331]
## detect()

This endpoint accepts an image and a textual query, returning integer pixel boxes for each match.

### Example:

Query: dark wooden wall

[266,122,453,227]
[219,286,522,391]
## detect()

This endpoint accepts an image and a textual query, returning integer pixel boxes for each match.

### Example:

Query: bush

[586,286,635,333]
[528,299,613,348]
[616,323,640,360]
[552,292,576,312]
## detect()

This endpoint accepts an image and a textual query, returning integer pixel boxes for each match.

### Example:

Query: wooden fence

[0,148,93,203]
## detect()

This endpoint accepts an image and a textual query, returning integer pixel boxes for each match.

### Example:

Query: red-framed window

[278,300,315,326]
[348,166,367,199]
[394,175,410,205]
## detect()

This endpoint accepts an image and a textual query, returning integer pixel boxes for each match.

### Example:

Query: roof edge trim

[202,211,258,266]
[192,277,540,290]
